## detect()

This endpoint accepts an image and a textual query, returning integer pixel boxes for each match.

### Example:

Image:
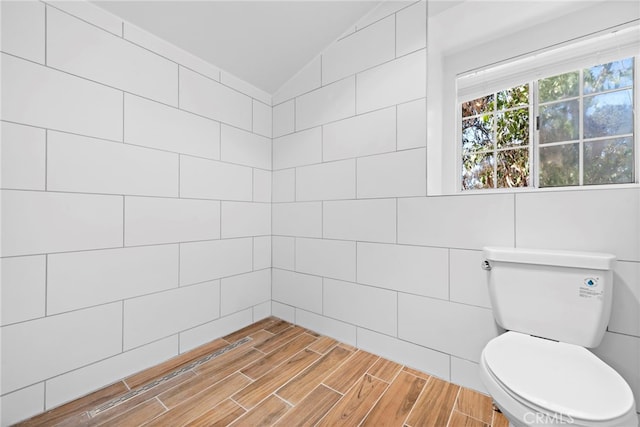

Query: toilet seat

[482,332,635,424]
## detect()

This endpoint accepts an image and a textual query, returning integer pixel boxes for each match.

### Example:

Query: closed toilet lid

[483,332,635,422]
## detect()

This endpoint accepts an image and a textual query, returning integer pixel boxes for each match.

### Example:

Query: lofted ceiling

[92,1,383,95]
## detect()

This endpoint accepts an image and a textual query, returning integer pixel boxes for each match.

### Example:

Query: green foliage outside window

[461,57,635,191]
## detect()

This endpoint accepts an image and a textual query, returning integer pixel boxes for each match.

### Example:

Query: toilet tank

[483,247,615,348]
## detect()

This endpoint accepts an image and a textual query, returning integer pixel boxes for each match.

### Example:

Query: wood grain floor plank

[162,349,262,408]
[492,409,510,427]
[125,339,228,389]
[183,399,246,427]
[406,377,460,427]
[276,346,352,405]
[307,336,338,354]
[89,371,196,425]
[223,317,278,342]
[265,319,294,334]
[145,373,251,426]
[17,381,129,427]
[361,370,427,427]
[316,374,388,426]
[368,357,403,383]
[402,366,431,381]
[193,337,261,376]
[93,398,165,426]
[274,385,342,427]
[240,333,317,380]
[229,395,291,426]
[322,350,380,393]
[448,410,490,427]
[232,349,320,409]
[456,387,494,424]
[253,325,306,353]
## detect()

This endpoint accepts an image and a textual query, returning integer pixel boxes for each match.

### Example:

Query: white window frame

[455,26,639,193]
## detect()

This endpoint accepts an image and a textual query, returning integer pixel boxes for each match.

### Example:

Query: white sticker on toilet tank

[579,277,603,299]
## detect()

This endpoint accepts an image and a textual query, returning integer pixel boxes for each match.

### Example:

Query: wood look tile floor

[18,317,509,427]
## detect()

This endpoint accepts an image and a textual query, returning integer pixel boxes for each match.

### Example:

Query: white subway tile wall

[0,1,272,424]
[3,0,639,423]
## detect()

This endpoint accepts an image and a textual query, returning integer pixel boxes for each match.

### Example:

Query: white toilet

[479,247,637,427]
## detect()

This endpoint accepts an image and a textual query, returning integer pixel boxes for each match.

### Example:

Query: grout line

[445,387,463,427]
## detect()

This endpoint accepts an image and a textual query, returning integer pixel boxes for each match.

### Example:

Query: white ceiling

[92,1,382,95]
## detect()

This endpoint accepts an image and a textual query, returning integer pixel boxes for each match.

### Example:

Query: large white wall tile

[322,107,396,162]
[1,53,122,141]
[272,302,296,324]
[515,188,640,261]
[1,190,123,257]
[253,236,271,270]
[221,269,271,316]
[357,242,448,299]
[180,238,253,285]
[0,383,44,427]
[221,201,271,238]
[272,236,295,270]
[179,67,252,130]
[273,100,295,138]
[322,16,395,84]
[272,169,296,202]
[357,49,426,114]
[324,278,397,336]
[296,159,356,201]
[273,56,321,105]
[221,125,271,170]
[253,101,272,138]
[592,332,640,410]
[1,0,45,63]
[46,0,122,36]
[124,94,220,159]
[397,98,426,150]
[180,156,252,201]
[357,327,450,380]
[354,1,412,30]
[179,309,253,353]
[296,238,356,282]
[272,202,322,238]
[47,245,179,315]
[398,294,500,362]
[272,269,322,314]
[124,197,220,246]
[610,261,640,337]
[296,77,356,130]
[450,249,491,309]
[48,131,178,197]
[45,336,177,409]
[220,72,272,106]
[0,121,46,190]
[253,301,272,320]
[123,22,220,82]
[396,1,426,57]
[273,127,322,170]
[324,199,396,243]
[47,7,177,105]
[253,169,272,203]
[1,303,122,393]
[295,309,357,346]
[1,256,46,326]
[398,194,515,249]
[451,357,486,394]
[357,149,426,198]
[123,281,219,349]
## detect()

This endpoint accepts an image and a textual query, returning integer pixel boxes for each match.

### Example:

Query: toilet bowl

[479,332,637,427]
[480,248,638,427]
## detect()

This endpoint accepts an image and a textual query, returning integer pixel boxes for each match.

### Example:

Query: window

[460,57,636,191]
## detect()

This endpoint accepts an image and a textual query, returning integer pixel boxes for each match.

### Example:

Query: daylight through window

[460,57,636,191]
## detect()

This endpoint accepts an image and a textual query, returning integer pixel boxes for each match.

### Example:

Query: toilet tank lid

[483,247,615,270]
